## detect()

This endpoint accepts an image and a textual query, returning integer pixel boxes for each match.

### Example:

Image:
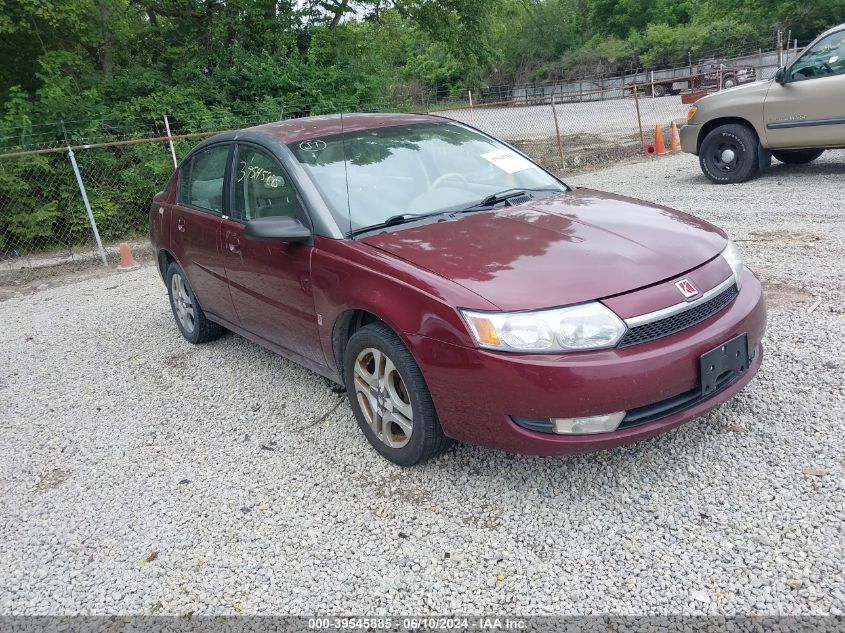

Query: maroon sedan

[149,113,766,466]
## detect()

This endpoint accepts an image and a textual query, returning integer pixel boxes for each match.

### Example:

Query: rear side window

[180,145,230,213]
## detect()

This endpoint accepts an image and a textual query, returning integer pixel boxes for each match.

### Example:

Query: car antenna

[340,111,352,234]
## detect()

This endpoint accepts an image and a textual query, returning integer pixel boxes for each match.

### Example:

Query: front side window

[180,145,229,213]
[790,30,845,80]
[287,122,566,234]
[232,146,305,222]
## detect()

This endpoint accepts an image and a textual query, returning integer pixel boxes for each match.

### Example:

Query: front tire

[344,322,452,466]
[165,262,224,344]
[773,149,824,164]
[699,124,759,184]
[652,84,668,97]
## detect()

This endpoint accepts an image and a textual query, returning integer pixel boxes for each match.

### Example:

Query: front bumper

[680,123,701,154]
[408,269,766,456]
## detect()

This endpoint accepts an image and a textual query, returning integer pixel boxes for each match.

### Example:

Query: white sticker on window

[480,149,534,174]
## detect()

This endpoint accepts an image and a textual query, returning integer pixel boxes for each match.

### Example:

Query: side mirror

[244,216,311,243]
[774,67,786,84]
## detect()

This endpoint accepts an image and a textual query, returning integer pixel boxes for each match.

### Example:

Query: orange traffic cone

[654,124,667,155]
[669,121,682,153]
[118,242,139,270]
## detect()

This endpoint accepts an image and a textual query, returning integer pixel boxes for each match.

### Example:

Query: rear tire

[698,123,759,184]
[165,262,224,344]
[344,322,453,466]
[652,84,668,97]
[772,149,824,165]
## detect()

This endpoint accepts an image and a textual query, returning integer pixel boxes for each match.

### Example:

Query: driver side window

[233,146,305,222]
[790,30,845,80]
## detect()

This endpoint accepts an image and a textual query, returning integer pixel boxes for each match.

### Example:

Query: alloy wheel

[353,347,413,448]
[171,272,196,334]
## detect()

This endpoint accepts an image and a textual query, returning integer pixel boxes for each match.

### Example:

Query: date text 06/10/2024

[307,617,527,630]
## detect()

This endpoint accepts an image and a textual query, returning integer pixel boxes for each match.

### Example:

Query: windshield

[287,121,567,234]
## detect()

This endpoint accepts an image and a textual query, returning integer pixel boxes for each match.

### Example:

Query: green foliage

[2,0,845,251]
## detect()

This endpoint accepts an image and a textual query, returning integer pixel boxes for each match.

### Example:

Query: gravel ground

[1,151,843,616]
[439,96,687,141]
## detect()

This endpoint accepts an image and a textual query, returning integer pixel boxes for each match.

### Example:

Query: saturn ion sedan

[149,113,766,466]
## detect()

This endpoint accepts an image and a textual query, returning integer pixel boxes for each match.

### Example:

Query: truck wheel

[652,84,667,97]
[722,76,736,89]
[699,124,759,184]
[772,149,824,164]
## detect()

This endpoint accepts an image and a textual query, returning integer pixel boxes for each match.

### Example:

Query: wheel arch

[157,248,176,280]
[332,309,375,378]
[331,308,407,383]
[697,116,759,153]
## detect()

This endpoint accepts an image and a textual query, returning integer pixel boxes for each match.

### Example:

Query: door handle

[176,217,186,233]
[226,235,241,254]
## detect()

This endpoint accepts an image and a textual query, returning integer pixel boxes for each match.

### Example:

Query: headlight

[461,302,627,353]
[721,240,745,291]
[687,106,698,121]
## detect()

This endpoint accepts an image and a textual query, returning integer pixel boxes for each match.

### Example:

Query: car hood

[697,78,771,104]
[359,188,727,311]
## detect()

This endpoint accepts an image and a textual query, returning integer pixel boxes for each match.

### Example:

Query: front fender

[689,80,772,148]
[311,236,497,376]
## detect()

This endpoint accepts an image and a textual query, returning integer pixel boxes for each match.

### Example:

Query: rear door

[219,143,325,365]
[170,143,240,325]
[765,29,845,148]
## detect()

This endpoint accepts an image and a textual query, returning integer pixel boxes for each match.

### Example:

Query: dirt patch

[761,280,816,308]
[0,254,156,301]
[0,241,154,297]
[747,230,820,244]
[510,132,645,175]
[34,468,69,492]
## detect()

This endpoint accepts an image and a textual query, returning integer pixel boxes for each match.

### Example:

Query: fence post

[550,89,564,170]
[468,90,476,126]
[64,123,108,266]
[633,87,645,153]
[163,115,178,169]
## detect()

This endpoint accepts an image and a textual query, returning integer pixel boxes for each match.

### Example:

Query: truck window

[790,30,845,80]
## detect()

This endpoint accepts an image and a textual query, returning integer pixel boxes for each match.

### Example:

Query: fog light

[552,412,626,435]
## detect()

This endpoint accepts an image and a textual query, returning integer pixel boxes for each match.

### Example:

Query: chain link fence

[0,82,715,285]
[0,132,212,285]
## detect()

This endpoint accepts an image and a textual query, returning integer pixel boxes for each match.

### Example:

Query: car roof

[227,112,442,145]
[187,112,446,157]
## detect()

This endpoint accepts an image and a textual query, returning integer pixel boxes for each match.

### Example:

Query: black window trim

[226,141,315,232]
[177,141,234,217]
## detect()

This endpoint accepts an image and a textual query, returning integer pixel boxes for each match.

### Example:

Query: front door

[170,143,239,325]
[765,28,845,148]
[220,143,325,365]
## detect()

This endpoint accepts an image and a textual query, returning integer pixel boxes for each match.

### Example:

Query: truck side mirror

[774,67,786,84]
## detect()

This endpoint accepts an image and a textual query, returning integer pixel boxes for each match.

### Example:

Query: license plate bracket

[700,333,749,396]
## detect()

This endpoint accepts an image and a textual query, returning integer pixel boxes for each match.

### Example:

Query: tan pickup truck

[681,22,845,183]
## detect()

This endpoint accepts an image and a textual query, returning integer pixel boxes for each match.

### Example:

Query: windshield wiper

[349,211,447,237]
[457,187,564,213]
